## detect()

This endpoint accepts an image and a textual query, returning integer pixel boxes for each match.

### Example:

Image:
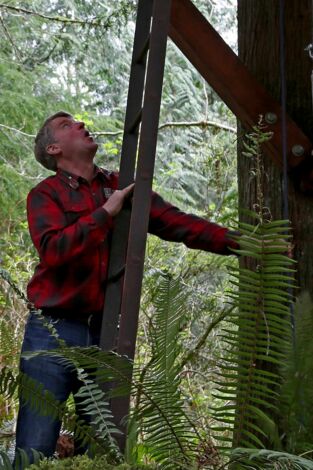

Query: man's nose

[75,121,85,129]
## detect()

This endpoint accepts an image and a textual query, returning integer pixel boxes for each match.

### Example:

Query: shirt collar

[56,165,107,189]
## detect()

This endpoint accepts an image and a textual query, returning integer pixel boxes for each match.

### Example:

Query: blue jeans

[15,311,102,465]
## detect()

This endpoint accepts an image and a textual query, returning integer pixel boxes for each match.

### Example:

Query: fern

[0,269,28,305]
[230,448,313,469]
[0,448,43,470]
[61,412,112,458]
[0,320,20,368]
[73,372,122,460]
[0,367,17,399]
[0,277,216,468]
[23,276,200,468]
[17,372,67,421]
[26,341,197,468]
[131,274,199,469]
[27,346,133,399]
[279,292,313,455]
[211,120,297,455]
[0,349,126,461]
[21,346,128,458]
[211,215,295,451]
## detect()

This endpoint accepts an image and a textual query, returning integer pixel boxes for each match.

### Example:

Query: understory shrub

[28,454,157,470]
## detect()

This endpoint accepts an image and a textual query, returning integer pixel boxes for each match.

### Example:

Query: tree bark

[238,0,313,292]
[234,0,313,450]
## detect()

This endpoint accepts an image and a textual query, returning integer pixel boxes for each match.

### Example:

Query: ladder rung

[126,108,143,134]
[133,33,151,64]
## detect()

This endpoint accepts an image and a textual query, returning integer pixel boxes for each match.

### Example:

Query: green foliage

[27,453,156,470]
[130,274,199,469]
[279,292,313,455]
[23,278,200,468]
[0,368,18,401]
[0,319,20,369]
[230,448,313,470]
[0,269,28,305]
[0,269,28,426]
[21,345,129,458]
[0,276,209,468]
[74,377,118,436]
[157,45,238,215]
[211,217,295,450]
[0,448,43,470]
[1,450,154,470]
[0,345,127,461]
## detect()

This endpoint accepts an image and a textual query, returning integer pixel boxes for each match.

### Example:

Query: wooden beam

[169,0,312,170]
[108,0,172,450]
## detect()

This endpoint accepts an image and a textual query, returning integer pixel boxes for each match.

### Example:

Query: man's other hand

[103,183,135,217]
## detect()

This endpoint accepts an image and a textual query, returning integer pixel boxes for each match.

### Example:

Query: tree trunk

[235,0,313,449]
[238,0,313,291]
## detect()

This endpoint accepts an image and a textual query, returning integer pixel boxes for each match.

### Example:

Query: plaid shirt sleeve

[27,186,113,267]
[148,191,238,255]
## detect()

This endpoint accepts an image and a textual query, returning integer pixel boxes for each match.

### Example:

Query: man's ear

[46,143,61,156]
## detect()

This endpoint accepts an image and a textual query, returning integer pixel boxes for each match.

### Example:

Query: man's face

[48,115,98,159]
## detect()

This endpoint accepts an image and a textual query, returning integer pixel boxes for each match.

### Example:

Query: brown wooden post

[108,0,172,452]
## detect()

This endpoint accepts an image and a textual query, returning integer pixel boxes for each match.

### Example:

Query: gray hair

[34,111,72,171]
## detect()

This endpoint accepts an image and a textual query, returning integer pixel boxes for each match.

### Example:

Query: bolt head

[292,145,305,157]
[265,112,278,125]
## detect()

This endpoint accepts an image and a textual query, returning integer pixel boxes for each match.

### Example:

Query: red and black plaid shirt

[27,166,237,314]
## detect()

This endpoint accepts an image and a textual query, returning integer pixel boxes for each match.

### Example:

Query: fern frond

[21,346,131,456]
[133,274,199,469]
[0,319,21,369]
[0,367,17,398]
[22,345,132,395]
[0,268,28,304]
[18,372,66,420]
[0,448,43,470]
[231,447,313,469]
[16,368,119,458]
[212,218,295,451]
[279,292,313,454]
[73,372,122,459]
[23,338,197,467]
[61,411,115,458]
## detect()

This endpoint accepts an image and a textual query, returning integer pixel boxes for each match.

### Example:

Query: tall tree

[234,0,313,450]
[238,0,313,292]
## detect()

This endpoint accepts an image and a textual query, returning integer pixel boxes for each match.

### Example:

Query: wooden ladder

[99,0,172,449]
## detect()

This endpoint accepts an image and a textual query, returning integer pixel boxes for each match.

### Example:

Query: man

[15,111,238,461]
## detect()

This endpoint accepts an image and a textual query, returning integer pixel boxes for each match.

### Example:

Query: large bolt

[265,112,278,124]
[292,145,305,157]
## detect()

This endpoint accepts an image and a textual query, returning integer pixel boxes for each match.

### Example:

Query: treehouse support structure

[100,0,172,450]
[99,0,313,451]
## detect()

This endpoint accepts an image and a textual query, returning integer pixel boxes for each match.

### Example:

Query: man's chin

[87,140,98,152]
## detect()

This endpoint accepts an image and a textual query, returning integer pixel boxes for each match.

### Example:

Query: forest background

[0,0,239,466]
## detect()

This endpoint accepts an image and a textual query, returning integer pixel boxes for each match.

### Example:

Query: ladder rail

[99,0,153,352]
[110,0,172,449]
